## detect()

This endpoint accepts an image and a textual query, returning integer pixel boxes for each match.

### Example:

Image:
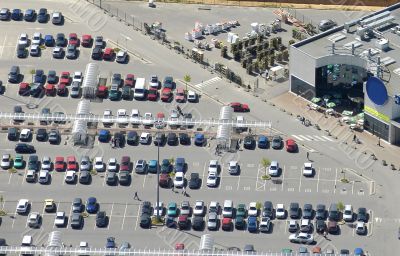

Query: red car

[18,82,30,96]
[57,84,66,96]
[96,85,108,98]
[147,88,158,101]
[81,34,92,47]
[68,33,79,46]
[45,84,56,96]
[161,88,172,102]
[222,217,233,231]
[175,87,186,103]
[55,156,65,171]
[124,74,135,87]
[285,139,298,152]
[120,156,130,172]
[67,156,78,171]
[229,102,250,112]
[60,72,70,86]
[103,48,114,60]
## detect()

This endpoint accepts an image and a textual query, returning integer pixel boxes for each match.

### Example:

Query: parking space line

[351,181,354,195]
[0,34,7,59]
[298,167,302,192]
[21,170,26,185]
[134,204,141,230]
[201,162,207,188]
[102,172,107,187]
[284,220,288,234]
[316,168,320,192]
[8,172,13,184]
[121,203,128,230]
[236,173,241,190]
[142,172,147,188]
[62,172,66,186]
[334,168,338,194]
[108,203,114,230]
[281,165,285,191]
[67,203,72,229]
[218,164,224,190]
[11,209,17,229]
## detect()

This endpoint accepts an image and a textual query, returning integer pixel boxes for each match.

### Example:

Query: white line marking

[108,203,114,230]
[236,173,241,191]
[8,172,13,184]
[281,165,285,191]
[316,168,320,192]
[193,77,221,88]
[0,34,7,59]
[334,168,338,194]
[121,203,128,230]
[321,136,334,141]
[291,135,304,141]
[218,164,223,190]
[298,168,302,192]
[298,135,311,141]
[134,204,141,230]
[313,136,326,141]
[201,162,207,189]
[142,172,147,188]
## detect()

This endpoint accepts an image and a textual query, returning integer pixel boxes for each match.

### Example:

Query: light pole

[156,137,160,221]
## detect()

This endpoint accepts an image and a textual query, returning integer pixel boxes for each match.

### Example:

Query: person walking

[353,134,356,142]
[171,184,175,192]
[133,191,139,200]
[306,152,310,160]
[323,231,328,239]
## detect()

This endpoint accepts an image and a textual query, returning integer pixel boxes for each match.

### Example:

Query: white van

[222,200,233,217]
[134,78,146,100]
[131,109,140,125]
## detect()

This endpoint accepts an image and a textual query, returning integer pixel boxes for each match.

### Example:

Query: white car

[27,212,41,228]
[41,156,52,171]
[20,129,31,141]
[193,200,205,216]
[52,46,63,58]
[289,232,314,243]
[32,32,42,45]
[107,158,118,172]
[343,204,353,222]
[187,90,197,102]
[1,154,11,169]
[259,217,271,232]
[30,45,40,56]
[206,170,218,187]
[303,162,313,176]
[117,109,128,125]
[153,202,164,216]
[72,71,83,84]
[268,161,279,176]
[16,199,30,214]
[54,211,66,227]
[248,202,258,217]
[116,51,128,63]
[139,132,150,144]
[174,172,184,188]
[300,219,312,233]
[208,160,218,173]
[149,75,159,88]
[130,109,140,125]
[103,109,113,125]
[142,113,154,126]
[228,161,240,175]
[94,157,104,171]
[38,170,49,184]
[355,221,366,235]
[208,201,219,213]
[52,12,62,24]
[19,33,28,46]
[276,204,286,219]
[65,171,76,183]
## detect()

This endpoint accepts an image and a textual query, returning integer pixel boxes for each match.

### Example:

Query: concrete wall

[272,0,396,7]
[290,46,316,87]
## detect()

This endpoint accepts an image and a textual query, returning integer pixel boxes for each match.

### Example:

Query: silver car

[180,201,190,216]
[66,44,77,59]
[41,156,52,171]
[207,212,218,230]
[80,156,91,172]
[70,81,81,98]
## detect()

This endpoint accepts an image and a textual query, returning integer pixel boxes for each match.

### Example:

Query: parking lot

[0,0,388,254]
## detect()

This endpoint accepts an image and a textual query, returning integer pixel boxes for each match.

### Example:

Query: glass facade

[290,75,315,100]
[364,114,389,141]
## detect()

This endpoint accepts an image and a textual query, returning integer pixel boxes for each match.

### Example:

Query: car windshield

[176,177,183,181]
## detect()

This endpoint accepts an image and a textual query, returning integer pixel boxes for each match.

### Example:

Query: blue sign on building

[395,95,400,105]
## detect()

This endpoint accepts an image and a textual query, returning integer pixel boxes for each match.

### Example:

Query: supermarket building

[289,2,400,145]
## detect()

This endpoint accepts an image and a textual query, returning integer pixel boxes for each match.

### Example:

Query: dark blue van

[98,130,110,142]
[258,136,268,148]
[44,35,54,46]
[194,133,205,146]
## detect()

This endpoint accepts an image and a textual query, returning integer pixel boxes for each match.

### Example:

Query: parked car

[81,34,92,47]
[229,102,249,112]
[188,172,201,189]
[116,51,128,63]
[66,44,77,59]
[289,232,314,243]
[318,19,336,31]
[51,12,63,24]
[271,136,283,149]
[286,139,298,152]
[37,8,48,23]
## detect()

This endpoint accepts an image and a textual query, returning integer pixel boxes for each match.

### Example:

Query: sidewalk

[270,92,400,169]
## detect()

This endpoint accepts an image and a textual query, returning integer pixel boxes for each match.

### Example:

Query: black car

[96,211,107,227]
[189,172,201,189]
[140,214,151,228]
[167,133,178,146]
[289,202,300,219]
[72,198,84,213]
[56,33,66,47]
[36,128,47,141]
[179,133,190,145]
[16,45,27,58]
[243,136,256,149]
[357,207,368,222]
[316,204,326,220]
[235,216,245,230]
[318,19,336,31]
[303,204,313,219]
[48,130,60,144]
[15,143,35,154]
[262,201,274,218]
[315,219,326,233]
[106,172,117,185]
[118,171,130,185]
[91,46,102,60]
[8,66,20,83]
[79,170,91,184]
[126,131,138,145]
[112,73,123,86]
[37,8,48,23]
[141,201,152,215]
[121,86,132,100]
[66,44,77,59]
[47,70,57,84]
[12,9,22,20]
[271,136,283,149]
[154,133,165,146]
[24,9,36,21]
[70,212,83,229]
[8,127,18,141]
[192,216,204,231]
[28,155,39,171]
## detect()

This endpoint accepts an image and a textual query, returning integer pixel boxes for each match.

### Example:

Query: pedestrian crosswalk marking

[298,135,312,141]
[291,134,335,142]
[321,136,334,141]
[193,77,222,89]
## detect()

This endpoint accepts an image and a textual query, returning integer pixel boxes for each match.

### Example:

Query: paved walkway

[270,92,400,169]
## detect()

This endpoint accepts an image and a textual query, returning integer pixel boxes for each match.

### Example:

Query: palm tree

[183,74,191,91]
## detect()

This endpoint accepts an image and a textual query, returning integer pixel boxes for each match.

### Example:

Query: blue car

[148,160,158,174]
[174,158,185,173]
[98,130,110,143]
[106,237,115,248]
[86,197,98,213]
[11,9,22,20]
[354,248,364,256]
[247,216,258,232]
[194,134,205,146]
[258,136,268,149]
[44,35,54,46]
[24,9,35,21]
[34,69,45,84]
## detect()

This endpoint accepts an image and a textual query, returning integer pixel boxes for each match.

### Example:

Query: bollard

[382,160,387,166]
[391,164,396,170]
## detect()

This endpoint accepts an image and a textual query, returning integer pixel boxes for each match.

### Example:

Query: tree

[261,158,271,169]
[269,55,275,67]
[282,49,289,61]
[183,74,191,91]
[275,51,283,62]
[288,39,296,46]
[337,201,345,212]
